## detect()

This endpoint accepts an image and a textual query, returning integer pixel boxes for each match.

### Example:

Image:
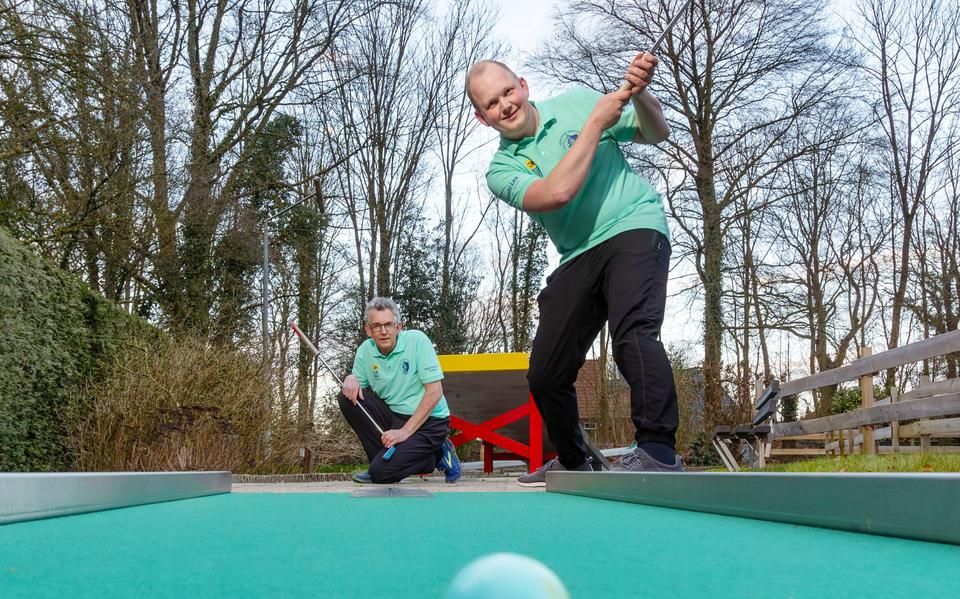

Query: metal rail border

[548,470,960,545]
[0,471,231,525]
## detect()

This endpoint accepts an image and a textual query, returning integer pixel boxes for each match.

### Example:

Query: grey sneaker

[612,447,685,472]
[516,458,592,487]
[352,470,373,484]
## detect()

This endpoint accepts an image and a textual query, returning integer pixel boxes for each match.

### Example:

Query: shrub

[830,384,889,415]
[684,429,722,467]
[67,337,269,472]
[669,346,703,454]
[0,228,154,470]
[308,393,367,467]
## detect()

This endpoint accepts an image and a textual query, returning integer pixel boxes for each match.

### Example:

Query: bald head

[468,60,537,139]
[465,60,519,109]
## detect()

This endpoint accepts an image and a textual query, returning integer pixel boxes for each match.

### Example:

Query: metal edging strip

[547,471,960,545]
[0,471,232,525]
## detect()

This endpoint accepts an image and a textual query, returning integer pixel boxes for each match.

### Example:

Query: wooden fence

[772,376,960,457]
[715,330,960,469]
[769,330,960,458]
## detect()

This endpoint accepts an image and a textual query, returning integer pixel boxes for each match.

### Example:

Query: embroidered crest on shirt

[561,130,579,149]
[401,359,410,374]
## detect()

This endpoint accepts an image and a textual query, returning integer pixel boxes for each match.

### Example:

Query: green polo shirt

[351,329,449,419]
[485,87,668,263]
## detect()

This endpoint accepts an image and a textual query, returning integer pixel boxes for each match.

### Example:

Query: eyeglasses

[367,322,397,333]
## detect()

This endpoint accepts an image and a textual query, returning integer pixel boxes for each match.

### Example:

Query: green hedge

[0,228,154,471]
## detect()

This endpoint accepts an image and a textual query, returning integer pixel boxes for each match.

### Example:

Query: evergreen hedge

[0,228,154,471]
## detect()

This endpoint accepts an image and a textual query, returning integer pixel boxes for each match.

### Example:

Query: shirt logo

[561,130,579,149]
[504,174,520,198]
[524,159,543,176]
[401,360,410,374]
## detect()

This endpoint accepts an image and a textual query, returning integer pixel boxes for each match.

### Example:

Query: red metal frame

[449,392,547,474]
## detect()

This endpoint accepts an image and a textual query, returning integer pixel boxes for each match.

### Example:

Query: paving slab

[232,474,541,493]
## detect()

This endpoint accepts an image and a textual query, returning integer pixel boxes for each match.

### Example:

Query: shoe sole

[516,480,546,487]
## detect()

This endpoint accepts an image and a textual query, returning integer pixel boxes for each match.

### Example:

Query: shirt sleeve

[570,86,638,143]
[609,103,640,143]
[351,347,368,387]
[486,157,539,210]
[414,332,444,384]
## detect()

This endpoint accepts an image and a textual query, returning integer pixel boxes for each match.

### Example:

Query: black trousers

[338,391,450,484]
[528,228,679,469]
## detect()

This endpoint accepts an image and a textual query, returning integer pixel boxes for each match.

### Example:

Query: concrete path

[233,474,541,494]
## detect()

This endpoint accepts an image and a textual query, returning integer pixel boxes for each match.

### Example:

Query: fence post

[917,375,931,451]
[860,347,876,455]
[755,380,766,469]
[890,387,900,452]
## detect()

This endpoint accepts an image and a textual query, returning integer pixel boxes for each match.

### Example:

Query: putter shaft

[618,0,693,92]
[289,321,388,437]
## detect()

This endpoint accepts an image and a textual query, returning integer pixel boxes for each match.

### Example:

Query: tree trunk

[700,172,724,429]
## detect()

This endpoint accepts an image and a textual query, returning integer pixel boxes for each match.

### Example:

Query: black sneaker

[516,458,592,487]
[611,447,685,472]
[352,470,373,484]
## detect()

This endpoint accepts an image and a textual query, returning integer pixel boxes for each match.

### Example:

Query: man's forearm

[401,383,443,435]
[631,89,670,144]
[522,120,606,212]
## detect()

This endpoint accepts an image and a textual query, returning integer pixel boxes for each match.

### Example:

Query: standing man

[340,297,461,484]
[466,54,683,485]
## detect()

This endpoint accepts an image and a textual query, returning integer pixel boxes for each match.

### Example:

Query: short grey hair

[364,297,401,323]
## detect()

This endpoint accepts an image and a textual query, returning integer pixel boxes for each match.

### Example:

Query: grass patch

[761,453,960,473]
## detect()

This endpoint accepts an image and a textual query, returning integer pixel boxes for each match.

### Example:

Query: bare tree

[326,0,439,308]
[0,1,148,308]
[121,0,183,320]
[724,146,776,418]
[174,0,359,334]
[430,0,502,306]
[910,150,960,378]
[483,195,549,352]
[855,0,960,389]
[782,124,885,415]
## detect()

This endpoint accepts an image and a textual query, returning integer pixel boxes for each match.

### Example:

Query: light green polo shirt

[485,87,668,263]
[351,329,449,419]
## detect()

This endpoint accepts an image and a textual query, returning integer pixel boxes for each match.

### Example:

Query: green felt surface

[1,493,957,598]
